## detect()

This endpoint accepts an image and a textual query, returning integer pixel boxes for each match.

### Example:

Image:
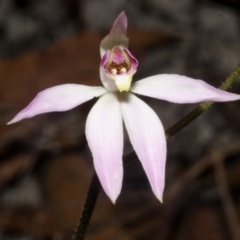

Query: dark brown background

[0,0,240,239]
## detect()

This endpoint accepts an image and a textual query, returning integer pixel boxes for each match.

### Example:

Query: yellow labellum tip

[115,75,132,92]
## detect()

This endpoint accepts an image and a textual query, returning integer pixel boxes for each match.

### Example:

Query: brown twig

[212,151,240,240]
[160,141,240,240]
[165,141,240,204]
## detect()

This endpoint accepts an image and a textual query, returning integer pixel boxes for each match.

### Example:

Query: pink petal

[131,74,240,103]
[8,85,107,124]
[86,92,123,203]
[100,12,129,57]
[120,93,166,202]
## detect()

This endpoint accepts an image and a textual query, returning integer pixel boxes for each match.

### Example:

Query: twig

[160,142,240,240]
[165,141,240,205]
[212,151,240,240]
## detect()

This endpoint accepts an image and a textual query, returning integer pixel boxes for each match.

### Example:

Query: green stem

[74,62,240,240]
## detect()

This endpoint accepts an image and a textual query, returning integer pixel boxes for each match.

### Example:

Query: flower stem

[74,172,100,240]
[74,62,240,240]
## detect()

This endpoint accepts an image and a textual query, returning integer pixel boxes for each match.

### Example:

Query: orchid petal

[131,74,240,104]
[86,92,123,203]
[120,93,166,202]
[100,11,129,57]
[8,85,107,124]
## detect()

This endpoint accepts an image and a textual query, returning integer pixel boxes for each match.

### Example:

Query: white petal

[131,74,240,103]
[7,85,107,124]
[86,92,123,203]
[120,93,166,201]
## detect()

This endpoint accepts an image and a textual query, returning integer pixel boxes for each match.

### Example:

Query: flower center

[102,47,138,92]
[105,47,131,75]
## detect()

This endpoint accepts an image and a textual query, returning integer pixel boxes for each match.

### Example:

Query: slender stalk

[74,62,240,240]
[74,172,100,240]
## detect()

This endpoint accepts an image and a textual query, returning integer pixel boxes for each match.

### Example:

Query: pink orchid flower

[8,12,240,203]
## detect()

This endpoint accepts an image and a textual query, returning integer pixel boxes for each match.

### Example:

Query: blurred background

[0,0,240,239]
